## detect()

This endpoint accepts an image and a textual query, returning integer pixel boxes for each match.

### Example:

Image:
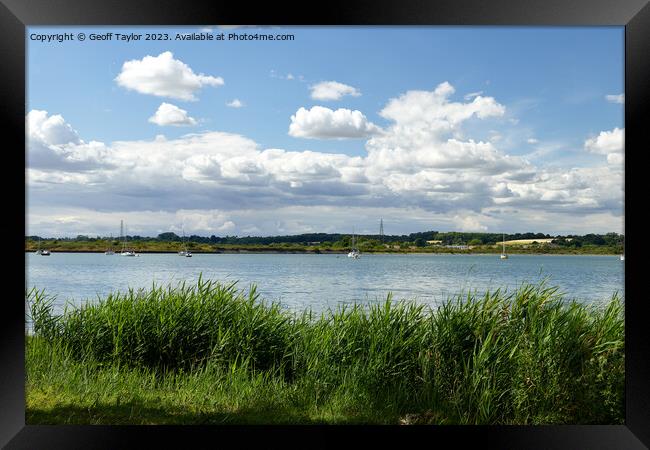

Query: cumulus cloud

[585,128,624,154]
[226,99,244,108]
[527,138,539,144]
[288,106,382,139]
[27,109,81,146]
[453,214,489,232]
[27,81,624,236]
[498,165,624,215]
[356,81,620,217]
[115,51,224,101]
[148,103,197,126]
[378,82,505,132]
[605,94,624,104]
[309,81,361,101]
[172,210,236,234]
[365,82,514,178]
[606,153,624,165]
[26,110,110,171]
[585,127,624,165]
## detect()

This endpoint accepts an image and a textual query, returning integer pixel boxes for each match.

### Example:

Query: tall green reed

[26,278,624,424]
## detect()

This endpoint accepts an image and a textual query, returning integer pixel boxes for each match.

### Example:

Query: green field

[26,279,624,425]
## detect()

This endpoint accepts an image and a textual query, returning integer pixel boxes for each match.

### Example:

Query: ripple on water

[26,253,624,315]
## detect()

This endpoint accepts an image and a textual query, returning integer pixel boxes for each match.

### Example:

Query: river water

[25,252,624,314]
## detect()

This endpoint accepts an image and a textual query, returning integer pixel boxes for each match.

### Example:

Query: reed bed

[26,278,624,424]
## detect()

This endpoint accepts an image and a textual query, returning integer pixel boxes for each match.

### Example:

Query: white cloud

[605,94,624,104]
[309,81,361,101]
[27,203,623,239]
[148,103,197,126]
[115,51,224,101]
[453,214,489,232]
[27,109,81,146]
[26,110,110,171]
[527,138,539,144]
[365,82,513,177]
[502,165,624,215]
[53,215,83,225]
[226,99,244,108]
[607,153,624,165]
[27,207,236,238]
[464,91,483,100]
[585,128,624,154]
[378,82,505,132]
[172,210,235,234]
[288,106,382,139]
[26,81,623,237]
[585,127,624,165]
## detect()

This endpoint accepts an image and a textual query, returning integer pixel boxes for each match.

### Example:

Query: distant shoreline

[25,249,621,256]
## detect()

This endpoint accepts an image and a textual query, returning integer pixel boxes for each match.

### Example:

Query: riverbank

[25,245,622,256]
[25,250,622,257]
[26,280,624,425]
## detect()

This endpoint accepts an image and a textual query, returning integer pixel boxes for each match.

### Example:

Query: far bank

[24,243,623,256]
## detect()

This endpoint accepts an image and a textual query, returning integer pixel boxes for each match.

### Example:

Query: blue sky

[26,26,624,237]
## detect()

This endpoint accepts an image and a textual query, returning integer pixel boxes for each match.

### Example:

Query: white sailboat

[178,237,187,256]
[35,237,50,256]
[500,233,508,260]
[105,233,115,255]
[347,229,360,259]
[120,220,137,256]
[178,226,192,257]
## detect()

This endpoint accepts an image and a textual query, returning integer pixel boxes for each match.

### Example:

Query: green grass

[26,279,624,425]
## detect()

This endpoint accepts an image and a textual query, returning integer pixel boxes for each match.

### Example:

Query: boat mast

[121,220,127,252]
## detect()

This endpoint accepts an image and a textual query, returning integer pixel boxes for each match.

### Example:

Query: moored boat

[347,229,360,259]
[120,220,138,257]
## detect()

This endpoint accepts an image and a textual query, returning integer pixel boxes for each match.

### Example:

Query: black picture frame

[2,0,648,447]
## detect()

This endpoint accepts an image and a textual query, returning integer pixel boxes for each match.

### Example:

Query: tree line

[26,231,624,248]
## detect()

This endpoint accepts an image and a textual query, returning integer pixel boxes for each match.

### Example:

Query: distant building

[426,240,442,245]
[445,245,469,250]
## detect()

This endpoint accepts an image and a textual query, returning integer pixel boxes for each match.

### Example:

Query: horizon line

[24,230,624,240]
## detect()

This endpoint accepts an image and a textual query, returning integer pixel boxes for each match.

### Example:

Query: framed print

[2,0,649,447]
